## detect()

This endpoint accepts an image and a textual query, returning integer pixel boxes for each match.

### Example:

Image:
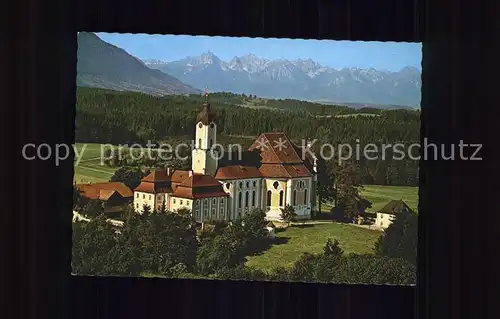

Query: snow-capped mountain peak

[143,52,421,107]
[198,51,218,64]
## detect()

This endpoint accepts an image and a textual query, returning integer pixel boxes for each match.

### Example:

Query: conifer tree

[280,205,297,226]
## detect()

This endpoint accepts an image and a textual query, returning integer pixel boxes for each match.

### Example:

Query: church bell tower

[192,88,218,176]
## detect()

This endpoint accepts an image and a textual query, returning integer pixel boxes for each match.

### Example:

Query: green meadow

[361,185,418,212]
[73,143,117,183]
[318,185,418,213]
[246,222,382,271]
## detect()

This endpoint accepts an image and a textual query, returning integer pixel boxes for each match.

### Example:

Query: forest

[75,87,420,187]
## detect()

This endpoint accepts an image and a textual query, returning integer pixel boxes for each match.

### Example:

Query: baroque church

[133,92,318,222]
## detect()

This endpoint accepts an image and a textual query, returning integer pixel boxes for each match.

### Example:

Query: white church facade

[133,93,318,222]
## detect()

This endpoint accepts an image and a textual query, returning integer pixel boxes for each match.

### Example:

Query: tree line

[72,200,417,284]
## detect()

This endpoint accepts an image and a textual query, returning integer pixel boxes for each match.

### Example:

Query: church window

[209,139,213,148]
[266,190,272,207]
[252,191,256,206]
[198,123,203,128]
[225,183,231,189]
[173,198,176,204]
[245,191,249,207]
[273,181,279,190]
[136,203,139,208]
[210,122,215,128]
[304,189,308,205]
[293,190,297,206]
[238,192,242,208]
[253,181,257,188]
[213,198,216,205]
[239,182,243,188]
[180,200,183,205]
[149,195,151,200]
[246,181,249,188]
[136,193,139,198]
[142,194,145,199]
[279,191,284,206]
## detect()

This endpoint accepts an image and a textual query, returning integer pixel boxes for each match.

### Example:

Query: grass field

[361,185,418,212]
[315,113,380,119]
[335,113,380,118]
[239,99,275,110]
[74,143,117,183]
[246,223,382,271]
[318,185,418,213]
[246,184,417,271]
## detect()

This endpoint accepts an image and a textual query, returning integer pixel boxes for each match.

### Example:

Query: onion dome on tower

[196,87,216,125]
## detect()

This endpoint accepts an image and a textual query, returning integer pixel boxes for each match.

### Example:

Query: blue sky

[97,33,421,72]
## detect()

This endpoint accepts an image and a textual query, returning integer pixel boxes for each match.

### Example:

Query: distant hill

[145,52,421,108]
[312,101,412,110]
[77,33,201,95]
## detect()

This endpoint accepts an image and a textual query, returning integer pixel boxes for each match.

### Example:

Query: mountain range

[77,32,421,108]
[77,32,200,95]
[145,53,421,107]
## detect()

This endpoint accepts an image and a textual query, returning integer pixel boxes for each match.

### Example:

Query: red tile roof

[180,174,222,188]
[76,182,133,200]
[258,164,313,178]
[169,173,229,199]
[173,186,229,199]
[171,182,181,192]
[291,143,316,164]
[215,165,262,180]
[135,169,190,193]
[170,170,191,183]
[142,169,170,182]
[134,182,173,194]
[248,133,305,164]
[99,189,116,200]
[283,164,313,177]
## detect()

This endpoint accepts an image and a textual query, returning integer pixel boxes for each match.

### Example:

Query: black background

[4,0,495,318]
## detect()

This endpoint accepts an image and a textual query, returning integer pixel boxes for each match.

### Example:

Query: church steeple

[196,86,216,125]
[203,86,209,104]
[192,86,218,176]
